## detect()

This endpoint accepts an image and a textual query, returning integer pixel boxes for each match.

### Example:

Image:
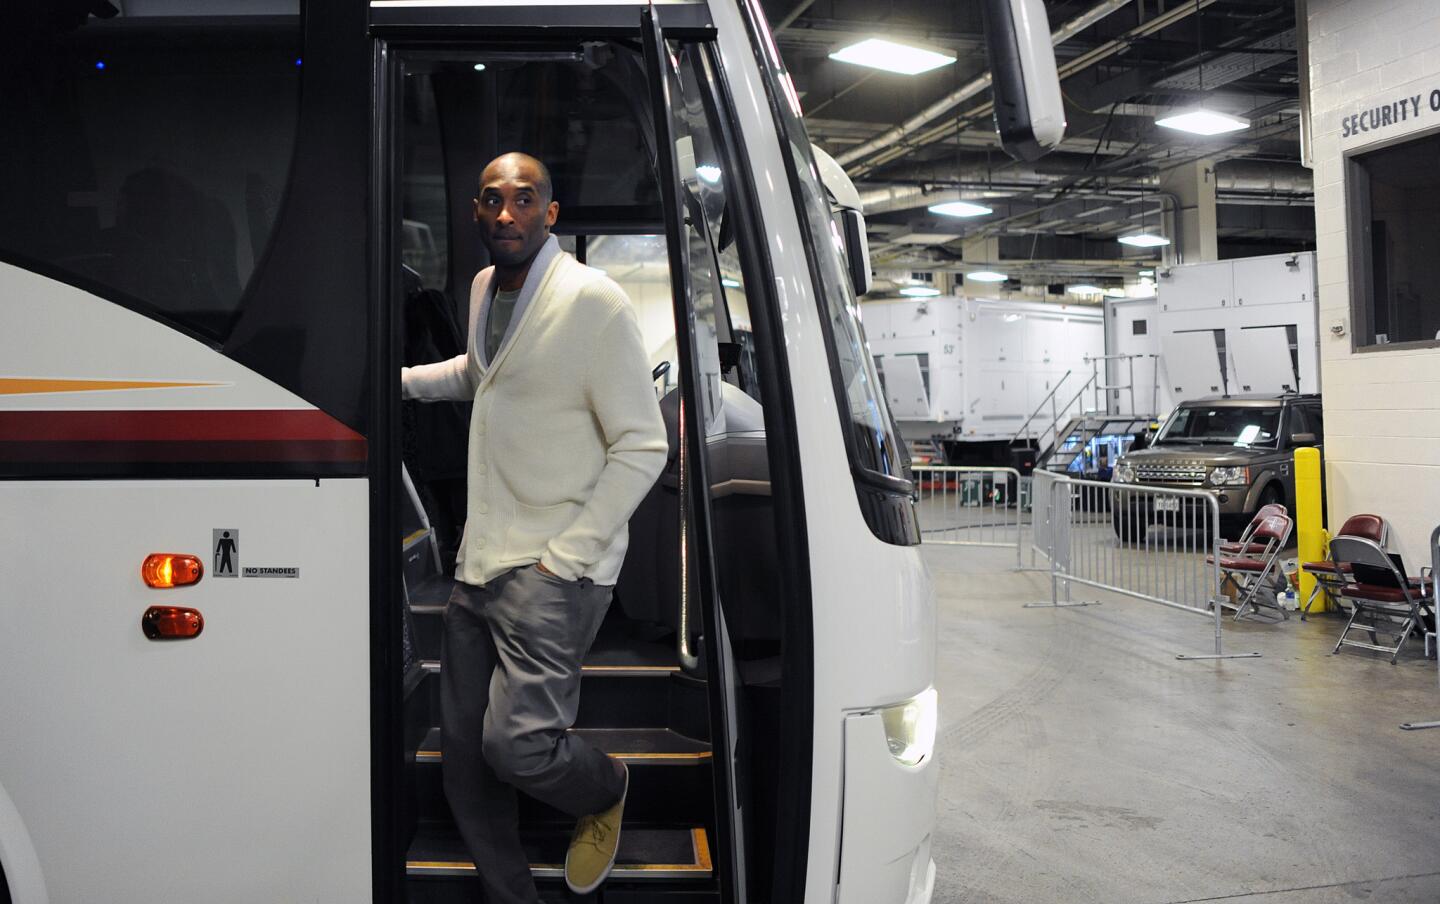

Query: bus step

[414,726,711,766]
[406,823,715,881]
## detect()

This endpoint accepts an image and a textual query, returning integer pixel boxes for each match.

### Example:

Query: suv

[1111,394,1323,541]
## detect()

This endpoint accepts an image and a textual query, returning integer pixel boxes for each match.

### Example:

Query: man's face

[473,157,559,268]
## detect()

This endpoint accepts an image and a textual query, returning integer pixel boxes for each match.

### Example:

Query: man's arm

[402,353,476,401]
[540,302,668,580]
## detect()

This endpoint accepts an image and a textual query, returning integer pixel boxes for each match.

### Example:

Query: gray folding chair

[1220,503,1287,556]
[1331,536,1435,664]
[1215,513,1293,621]
[1300,513,1389,621]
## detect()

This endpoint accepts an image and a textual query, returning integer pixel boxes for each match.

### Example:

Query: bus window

[0,7,302,342]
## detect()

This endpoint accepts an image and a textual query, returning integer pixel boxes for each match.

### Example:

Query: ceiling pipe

[833,0,1134,168]
[856,161,1312,215]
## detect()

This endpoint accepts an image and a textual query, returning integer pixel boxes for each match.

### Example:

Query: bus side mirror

[838,208,872,296]
[981,0,1066,162]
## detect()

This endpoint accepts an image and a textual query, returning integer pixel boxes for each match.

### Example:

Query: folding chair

[1214,513,1293,621]
[1299,513,1389,621]
[1220,503,1288,555]
[1330,536,1436,664]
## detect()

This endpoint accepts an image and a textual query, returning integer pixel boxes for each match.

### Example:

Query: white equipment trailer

[1106,251,1321,419]
[863,296,1105,465]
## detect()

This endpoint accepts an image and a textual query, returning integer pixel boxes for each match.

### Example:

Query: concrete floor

[926,542,1440,904]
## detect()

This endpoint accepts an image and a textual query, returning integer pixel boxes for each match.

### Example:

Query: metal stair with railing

[1011,355,1160,474]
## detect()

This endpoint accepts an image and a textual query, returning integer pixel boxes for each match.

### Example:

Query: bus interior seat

[616,382,782,652]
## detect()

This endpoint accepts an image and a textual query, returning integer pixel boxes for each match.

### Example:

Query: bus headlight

[879,688,938,766]
[1207,466,1249,486]
[1113,461,1136,483]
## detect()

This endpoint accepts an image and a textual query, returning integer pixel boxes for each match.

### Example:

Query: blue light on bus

[95,61,106,71]
[295,58,303,67]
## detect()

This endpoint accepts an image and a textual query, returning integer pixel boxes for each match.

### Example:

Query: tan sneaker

[564,762,628,894]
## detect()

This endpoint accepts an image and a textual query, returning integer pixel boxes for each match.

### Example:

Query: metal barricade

[1028,469,1060,568]
[1035,476,1260,660]
[912,466,1023,567]
[1400,524,1440,731]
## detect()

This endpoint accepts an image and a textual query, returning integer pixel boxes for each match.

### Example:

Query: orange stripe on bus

[0,378,223,395]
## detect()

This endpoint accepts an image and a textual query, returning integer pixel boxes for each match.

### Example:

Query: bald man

[403,153,668,903]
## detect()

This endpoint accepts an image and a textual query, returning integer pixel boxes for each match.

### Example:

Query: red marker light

[142,606,204,640]
[142,554,203,588]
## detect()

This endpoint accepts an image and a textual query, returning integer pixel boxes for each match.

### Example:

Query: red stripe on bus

[0,410,366,462]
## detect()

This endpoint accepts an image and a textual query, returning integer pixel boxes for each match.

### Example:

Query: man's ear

[472,198,482,223]
[545,201,559,228]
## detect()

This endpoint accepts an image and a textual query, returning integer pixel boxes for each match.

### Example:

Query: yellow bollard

[1294,447,1326,611]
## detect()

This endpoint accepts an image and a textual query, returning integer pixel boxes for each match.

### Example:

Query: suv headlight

[880,688,938,766]
[1113,461,1136,483]
[1208,466,1250,486]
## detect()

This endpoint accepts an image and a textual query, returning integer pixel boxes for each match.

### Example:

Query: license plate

[1154,497,1181,513]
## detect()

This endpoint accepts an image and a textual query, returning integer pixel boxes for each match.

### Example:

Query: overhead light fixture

[721,277,741,288]
[473,63,487,72]
[1067,284,1102,295]
[928,200,992,218]
[1156,108,1249,135]
[1138,269,1155,277]
[899,286,941,297]
[829,38,956,76]
[696,164,722,184]
[1118,233,1171,248]
[966,270,1008,282]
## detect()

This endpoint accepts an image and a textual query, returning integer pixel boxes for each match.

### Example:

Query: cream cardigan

[402,236,668,586]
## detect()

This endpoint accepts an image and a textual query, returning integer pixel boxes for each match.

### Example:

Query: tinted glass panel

[0,10,302,341]
[1351,134,1440,347]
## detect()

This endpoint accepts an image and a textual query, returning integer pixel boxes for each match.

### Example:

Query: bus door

[374,3,761,900]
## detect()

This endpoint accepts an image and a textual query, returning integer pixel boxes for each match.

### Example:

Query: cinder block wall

[1307,0,1440,567]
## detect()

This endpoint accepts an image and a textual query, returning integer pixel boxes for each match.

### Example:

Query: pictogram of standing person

[215,531,237,576]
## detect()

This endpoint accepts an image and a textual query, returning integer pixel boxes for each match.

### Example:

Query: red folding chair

[1330,536,1435,664]
[1214,513,1293,621]
[1299,513,1389,621]
[1220,503,1288,556]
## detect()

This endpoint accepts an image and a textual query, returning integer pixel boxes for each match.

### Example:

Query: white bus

[0,1,1060,901]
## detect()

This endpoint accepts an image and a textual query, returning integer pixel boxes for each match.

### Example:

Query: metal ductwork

[857,162,1312,216]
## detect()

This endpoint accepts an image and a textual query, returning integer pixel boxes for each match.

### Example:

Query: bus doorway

[380,10,793,901]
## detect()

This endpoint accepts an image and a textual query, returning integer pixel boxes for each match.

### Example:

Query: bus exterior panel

[712,3,938,902]
[0,271,373,903]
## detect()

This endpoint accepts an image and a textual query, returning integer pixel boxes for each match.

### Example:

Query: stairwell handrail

[1036,371,1101,455]
[1011,370,1073,445]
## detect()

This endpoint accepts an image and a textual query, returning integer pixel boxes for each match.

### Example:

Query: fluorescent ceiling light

[1138,269,1155,277]
[967,270,1008,282]
[473,63,486,71]
[721,277,741,288]
[1067,284,1102,295]
[829,38,956,76]
[1118,233,1171,248]
[927,200,992,218]
[899,286,941,297]
[1156,108,1249,135]
[696,165,722,184]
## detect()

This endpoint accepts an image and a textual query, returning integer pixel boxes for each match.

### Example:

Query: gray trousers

[441,564,626,904]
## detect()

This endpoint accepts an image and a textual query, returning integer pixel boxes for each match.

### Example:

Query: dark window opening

[1132,319,1148,336]
[1350,134,1440,348]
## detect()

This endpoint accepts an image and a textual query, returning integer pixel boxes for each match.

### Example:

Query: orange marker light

[141,554,204,589]
[142,606,204,640]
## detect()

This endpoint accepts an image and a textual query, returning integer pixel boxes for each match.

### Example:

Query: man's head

[473,152,559,268]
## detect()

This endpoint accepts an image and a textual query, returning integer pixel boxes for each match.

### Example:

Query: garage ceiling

[758,0,1313,291]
